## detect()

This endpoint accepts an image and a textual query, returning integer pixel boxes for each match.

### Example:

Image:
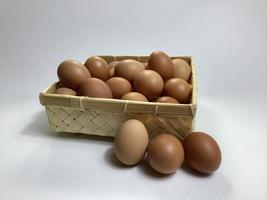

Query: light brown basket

[39,55,197,139]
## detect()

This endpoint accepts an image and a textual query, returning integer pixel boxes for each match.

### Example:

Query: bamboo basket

[39,55,197,139]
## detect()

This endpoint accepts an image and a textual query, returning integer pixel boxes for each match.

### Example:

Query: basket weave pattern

[40,55,197,139]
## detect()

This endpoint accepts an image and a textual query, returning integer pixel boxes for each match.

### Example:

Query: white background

[0,0,267,199]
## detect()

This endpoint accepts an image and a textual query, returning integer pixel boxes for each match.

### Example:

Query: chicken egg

[172,59,191,82]
[121,92,148,102]
[84,56,110,81]
[114,119,149,165]
[147,133,184,174]
[164,78,191,103]
[183,132,222,174]
[57,60,91,90]
[133,70,164,100]
[106,77,132,99]
[114,59,145,82]
[79,78,113,98]
[148,51,173,80]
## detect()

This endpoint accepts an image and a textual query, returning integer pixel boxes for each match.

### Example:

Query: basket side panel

[45,106,194,139]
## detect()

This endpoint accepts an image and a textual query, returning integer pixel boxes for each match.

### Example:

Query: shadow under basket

[39,55,197,139]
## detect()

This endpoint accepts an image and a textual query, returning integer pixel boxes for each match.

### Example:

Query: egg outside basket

[39,55,197,139]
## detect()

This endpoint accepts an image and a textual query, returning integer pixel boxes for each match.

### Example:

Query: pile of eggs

[54,50,222,175]
[55,51,192,104]
[115,119,222,175]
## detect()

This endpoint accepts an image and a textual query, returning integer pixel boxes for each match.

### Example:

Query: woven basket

[39,55,197,139]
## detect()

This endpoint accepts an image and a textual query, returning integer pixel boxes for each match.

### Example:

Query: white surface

[0,0,267,199]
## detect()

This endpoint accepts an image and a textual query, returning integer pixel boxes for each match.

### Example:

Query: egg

[183,132,222,174]
[57,60,91,90]
[121,92,148,102]
[55,87,77,96]
[114,59,145,82]
[106,77,132,99]
[147,51,173,80]
[164,78,191,103]
[79,78,113,98]
[133,70,164,100]
[84,56,110,81]
[172,59,191,82]
[156,96,178,104]
[147,134,184,174]
[114,119,149,165]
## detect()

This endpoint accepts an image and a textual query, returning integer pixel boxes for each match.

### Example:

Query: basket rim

[39,55,197,118]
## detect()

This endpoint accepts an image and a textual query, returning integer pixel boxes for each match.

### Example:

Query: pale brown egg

[84,56,110,81]
[133,70,164,100]
[148,51,173,80]
[156,96,178,104]
[114,59,145,82]
[183,132,222,174]
[106,77,132,99]
[172,59,191,82]
[121,92,148,102]
[164,78,191,103]
[114,119,149,165]
[147,134,184,174]
[55,87,77,96]
[79,78,113,98]
[57,60,91,90]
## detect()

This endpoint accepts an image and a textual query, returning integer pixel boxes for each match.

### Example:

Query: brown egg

[172,59,191,82]
[79,78,113,98]
[55,87,77,96]
[109,61,120,69]
[147,51,173,80]
[183,132,222,174]
[156,96,178,104]
[84,56,110,81]
[114,59,145,82]
[133,70,164,100]
[57,60,91,90]
[106,77,132,99]
[147,134,184,174]
[121,92,148,102]
[164,78,191,103]
[114,119,149,165]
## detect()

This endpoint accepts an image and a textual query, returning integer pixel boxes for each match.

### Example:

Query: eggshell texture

[147,134,184,174]
[156,96,178,104]
[164,78,191,103]
[55,87,77,96]
[148,51,173,80]
[114,59,145,82]
[57,60,91,90]
[133,70,164,100]
[84,56,110,81]
[106,77,132,99]
[183,132,222,174]
[172,59,191,82]
[79,78,113,98]
[114,119,149,165]
[121,92,148,102]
